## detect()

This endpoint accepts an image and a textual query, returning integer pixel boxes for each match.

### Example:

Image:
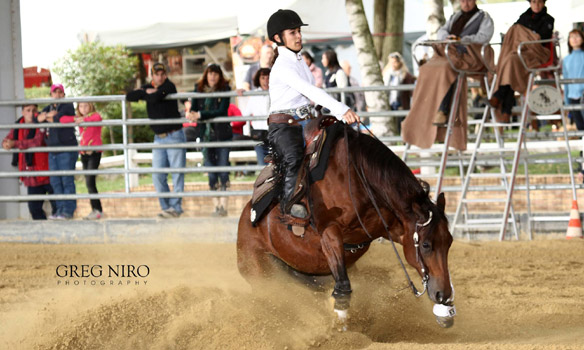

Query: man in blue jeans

[37,84,77,220]
[126,63,186,218]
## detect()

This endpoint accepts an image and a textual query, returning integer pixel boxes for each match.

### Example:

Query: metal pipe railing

[1,82,583,203]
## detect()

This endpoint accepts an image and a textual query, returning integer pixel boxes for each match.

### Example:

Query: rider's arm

[277,66,349,118]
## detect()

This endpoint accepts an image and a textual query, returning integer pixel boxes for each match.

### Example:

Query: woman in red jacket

[61,102,103,219]
[2,104,56,220]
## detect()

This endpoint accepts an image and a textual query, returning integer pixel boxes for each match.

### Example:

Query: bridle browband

[343,123,432,298]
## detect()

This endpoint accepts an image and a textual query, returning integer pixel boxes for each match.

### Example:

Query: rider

[266,9,360,227]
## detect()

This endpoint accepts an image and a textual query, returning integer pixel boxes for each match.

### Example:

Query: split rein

[343,122,432,298]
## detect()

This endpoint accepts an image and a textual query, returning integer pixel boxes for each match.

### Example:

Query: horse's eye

[422,241,432,252]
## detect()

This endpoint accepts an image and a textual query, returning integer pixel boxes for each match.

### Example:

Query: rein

[343,122,430,298]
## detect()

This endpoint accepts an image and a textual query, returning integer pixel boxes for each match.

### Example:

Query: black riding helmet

[267,9,308,45]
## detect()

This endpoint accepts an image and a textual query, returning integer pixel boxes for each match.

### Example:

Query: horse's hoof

[435,315,454,328]
[433,303,456,328]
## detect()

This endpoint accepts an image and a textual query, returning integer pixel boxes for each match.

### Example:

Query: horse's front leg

[320,224,351,330]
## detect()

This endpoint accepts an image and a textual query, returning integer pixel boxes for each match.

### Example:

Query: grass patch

[75,171,257,194]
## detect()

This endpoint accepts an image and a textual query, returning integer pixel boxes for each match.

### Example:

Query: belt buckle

[296,106,310,119]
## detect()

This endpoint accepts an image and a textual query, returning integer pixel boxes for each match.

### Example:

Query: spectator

[61,102,103,220]
[243,67,271,166]
[562,28,584,182]
[2,104,56,220]
[126,63,186,219]
[321,49,349,105]
[489,0,554,122]
[301,51,323,87]
[381,52,416,132]
[37,84,78,220]
[401,0,494,151]
[187,63,232,217]
[340,60,366,112]
[243,45,274,91]
[563,29,584,130]
[229,103,247,142]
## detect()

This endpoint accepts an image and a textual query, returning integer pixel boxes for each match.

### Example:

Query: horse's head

[402,192,453,306]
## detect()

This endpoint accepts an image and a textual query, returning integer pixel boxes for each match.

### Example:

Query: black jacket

[190,84,232,141]
[42,103,77,147]
[516,7,554,40]
[126,78,181,135]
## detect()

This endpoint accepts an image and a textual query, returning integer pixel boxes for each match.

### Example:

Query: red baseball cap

[50,84,65,93]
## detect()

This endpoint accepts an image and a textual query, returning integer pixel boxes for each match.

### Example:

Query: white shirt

[269,47,349,119]
[244,88,270,131]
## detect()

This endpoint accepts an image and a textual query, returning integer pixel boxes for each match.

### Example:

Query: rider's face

[279,27,302,52]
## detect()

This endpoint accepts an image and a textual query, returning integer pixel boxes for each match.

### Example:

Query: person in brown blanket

[401,0,494,151]
[489,0,554,122]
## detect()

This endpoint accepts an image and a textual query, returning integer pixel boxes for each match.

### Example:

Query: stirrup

[290,203,308,219]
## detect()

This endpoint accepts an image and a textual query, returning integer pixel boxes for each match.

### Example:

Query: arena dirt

[0,238,583,349]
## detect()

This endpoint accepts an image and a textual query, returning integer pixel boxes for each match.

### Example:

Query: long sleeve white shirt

[269,47,349,119]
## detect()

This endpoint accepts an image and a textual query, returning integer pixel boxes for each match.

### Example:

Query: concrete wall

[0,0,25,219]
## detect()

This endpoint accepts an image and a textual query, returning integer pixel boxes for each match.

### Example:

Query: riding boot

[281,174,307,219]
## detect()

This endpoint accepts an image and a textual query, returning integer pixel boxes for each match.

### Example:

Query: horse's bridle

[343,123,432,298]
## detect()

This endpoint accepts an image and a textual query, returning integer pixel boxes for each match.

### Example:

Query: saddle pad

[250,164,279,225]
[309,120,345,183]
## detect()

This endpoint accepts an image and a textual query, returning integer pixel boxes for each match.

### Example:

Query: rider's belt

[268,105,315,126]
[268,113,300,125]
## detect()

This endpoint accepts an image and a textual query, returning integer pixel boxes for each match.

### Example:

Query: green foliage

[53,42,138,97]
[52,42,138,120]
[100,101,155,156]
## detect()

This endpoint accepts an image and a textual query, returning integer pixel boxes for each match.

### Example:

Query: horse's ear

[437,193,446,212]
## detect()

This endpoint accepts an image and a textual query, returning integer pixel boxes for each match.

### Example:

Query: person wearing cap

[3,104,57,220]
[266,9,360,230]
[126,63,186,218]
[37,84,78,220]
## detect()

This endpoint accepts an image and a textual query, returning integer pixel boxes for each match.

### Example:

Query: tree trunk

[373,0,388,62]
[381,0,404,66]
[424,0,445,39]
[346,0,393,136]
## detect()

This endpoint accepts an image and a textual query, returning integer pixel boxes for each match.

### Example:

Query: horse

[236,120,455,329]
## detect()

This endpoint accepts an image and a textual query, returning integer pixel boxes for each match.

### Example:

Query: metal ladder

[451,38,577,240]
[403,40,479,197]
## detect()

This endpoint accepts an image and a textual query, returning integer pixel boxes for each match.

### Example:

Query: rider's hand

[342,109,360,124]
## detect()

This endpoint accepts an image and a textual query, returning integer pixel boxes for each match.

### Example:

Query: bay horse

[237,120,455,329]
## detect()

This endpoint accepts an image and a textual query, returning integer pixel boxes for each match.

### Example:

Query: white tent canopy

[96,17,239,50]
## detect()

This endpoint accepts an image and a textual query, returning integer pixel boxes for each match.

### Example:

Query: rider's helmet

[267,9,308,45]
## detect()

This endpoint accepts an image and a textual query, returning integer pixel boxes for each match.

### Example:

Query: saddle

[250,115,343,231]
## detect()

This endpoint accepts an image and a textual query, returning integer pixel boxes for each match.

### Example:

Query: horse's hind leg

[320,224,352,328]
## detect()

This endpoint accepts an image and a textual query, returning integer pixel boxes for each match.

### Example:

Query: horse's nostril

[436,291,443,303]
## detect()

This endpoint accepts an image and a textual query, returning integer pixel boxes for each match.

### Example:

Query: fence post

[122,100,131,193]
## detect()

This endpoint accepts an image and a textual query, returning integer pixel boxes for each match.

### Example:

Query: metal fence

[1,82,583,203]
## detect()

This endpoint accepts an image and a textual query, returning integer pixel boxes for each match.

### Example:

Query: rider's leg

[267,122,307,217]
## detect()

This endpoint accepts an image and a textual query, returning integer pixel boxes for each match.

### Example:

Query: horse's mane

[345,127,443,235]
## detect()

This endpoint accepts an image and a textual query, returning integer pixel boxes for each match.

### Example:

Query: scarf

[450,6,479,37]
[11,117,37,167]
